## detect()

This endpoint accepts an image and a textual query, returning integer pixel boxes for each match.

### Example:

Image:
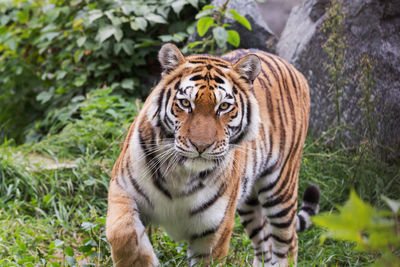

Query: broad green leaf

[130,21,139,31]
[17,11,29,23]
[36,90,53,104]
[56,70,67,80]
[202,4,215,10]
[135,17,148,31]
[227,30,240,47]
[313,190,375,244]
[113,26,123,42]
[187,41,203,48]
[195,9,214,19]
[97,25,115,43]
[146,14,167,24]
[159,34,175,42]
[121,40,133,55]
[74,49,84,63]
[77,36,86,47]
[114,43,122,55]
[87,10,103,24]
[121,78,135,90]
[213,27,228,48]
[121,3,134,15]
[97,25,122,43]
[229,9,251,30]
[197,17,214,37]
[65,246,74,256]
[172,0,186,15]
[188,0,198,8]
[105,11,122,26]
[73,18,84,30]
[74,76,86,87]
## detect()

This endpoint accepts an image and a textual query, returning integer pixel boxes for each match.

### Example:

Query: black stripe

[271,234,293,244]
[262,193,287,208]
[273,251,286,258]
[241,218,254,228]
[174,81,180,90]
[270,211,296,228]
[188,60,206,64]
[245,197,259,206]
[268,201,296,219]
[257,234,271,245]
[277,105,287,151]
[230,93,249,145]
[285,63,300,99]
[298,214,306,231]
[155,89,165,125]
[126,160,152,206]
[190,226,219,240]
[259,68,272,87]
[301,206,316,216]
[138,129,172,199]
[237,209,253,216]
[189,182,227,215]
[195,56,225,63]
[214,67,225,77]
[214,75,225,84]
[215,63,228,68]
[181,182,205,196]
[262,172,296,209]
[152,172,172,199]
[259,56,279,83]
[190,75,204,81]
[249,221,266,239]
[241,176,248,195]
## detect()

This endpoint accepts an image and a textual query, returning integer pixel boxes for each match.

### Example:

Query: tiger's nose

[189,140,212,153]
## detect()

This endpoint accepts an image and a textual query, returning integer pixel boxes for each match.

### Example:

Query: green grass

[1,90,399,266]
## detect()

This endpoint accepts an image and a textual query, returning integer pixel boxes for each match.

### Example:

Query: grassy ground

[1,90,399,266]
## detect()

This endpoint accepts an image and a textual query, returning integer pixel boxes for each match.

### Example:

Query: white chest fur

[130,139,229,241]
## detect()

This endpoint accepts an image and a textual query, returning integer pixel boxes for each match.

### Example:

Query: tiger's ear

[158,43,185,75]
[233,54,261,82]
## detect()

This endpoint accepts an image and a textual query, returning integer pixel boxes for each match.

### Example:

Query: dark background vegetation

[0,0,399,266]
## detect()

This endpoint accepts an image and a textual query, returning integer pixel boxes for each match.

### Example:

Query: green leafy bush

[314,191,400,266]
[0,0,202,143]
[185,0,251,54]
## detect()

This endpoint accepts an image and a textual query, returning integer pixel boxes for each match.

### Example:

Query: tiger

[105,43,320,267]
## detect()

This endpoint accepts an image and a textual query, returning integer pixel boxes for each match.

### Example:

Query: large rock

[189,0,277,52]
[277,0,400,160]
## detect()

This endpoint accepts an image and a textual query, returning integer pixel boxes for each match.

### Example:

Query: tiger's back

[106,44,319,267]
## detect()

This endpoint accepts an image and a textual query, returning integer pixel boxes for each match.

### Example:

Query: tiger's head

[147,44,261,172]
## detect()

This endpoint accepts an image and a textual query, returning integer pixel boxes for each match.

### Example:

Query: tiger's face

[148,44,261,172]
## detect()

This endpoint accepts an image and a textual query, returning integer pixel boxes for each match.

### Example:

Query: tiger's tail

[296,185,320,232]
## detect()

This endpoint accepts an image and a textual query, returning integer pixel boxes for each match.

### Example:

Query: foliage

[0,87,138,265]
[0,0,202,143]
[313,191,400,266]
[321,0,347,133]
[184,0,251,54]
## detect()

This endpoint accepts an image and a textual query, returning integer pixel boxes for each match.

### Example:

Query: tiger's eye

[219,102,230,110]
[180,99,191,108]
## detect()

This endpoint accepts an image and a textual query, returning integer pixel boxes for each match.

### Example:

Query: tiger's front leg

[187,223,233,266]
[187,193,238,267]
[106,179,159,267]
